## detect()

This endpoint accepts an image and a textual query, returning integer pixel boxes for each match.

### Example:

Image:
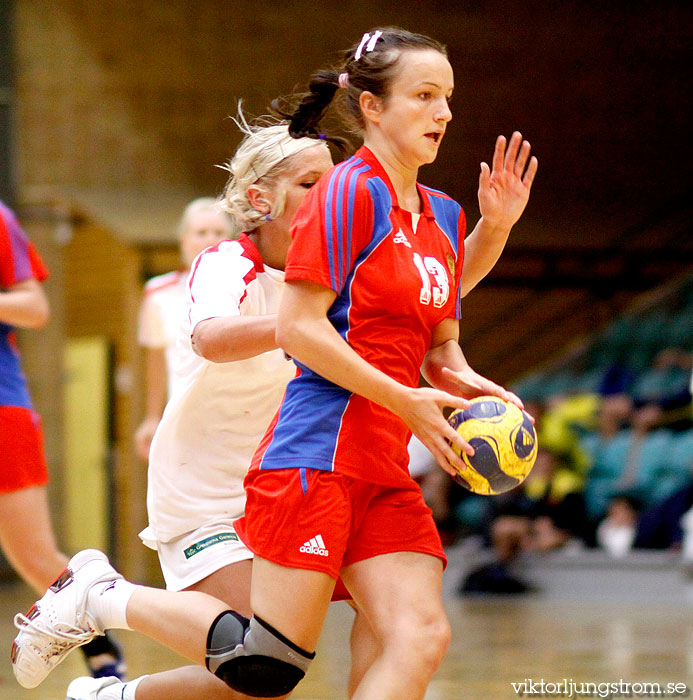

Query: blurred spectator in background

[595,492,642,557]
[584,400,688,524]
[633,473,693,552]
[500,447,588,551]
[613,402,663,493]
[580,394,635,522]
[134,198,235,460]
[597,363,638,397]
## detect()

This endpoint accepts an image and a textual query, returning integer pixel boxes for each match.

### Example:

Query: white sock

[87,579,139,631]
[96,675,146,700]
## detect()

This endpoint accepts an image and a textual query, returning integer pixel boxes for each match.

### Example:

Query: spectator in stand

[580,394,634,521]
[595,493,642,557]
[536,392,597,477]
[634,480,693,551]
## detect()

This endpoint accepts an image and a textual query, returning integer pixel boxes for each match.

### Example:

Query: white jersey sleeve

[187,241,255,332]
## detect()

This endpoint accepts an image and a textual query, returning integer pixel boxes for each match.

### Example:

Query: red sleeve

[0,203,49,287]
[28,244,49,283]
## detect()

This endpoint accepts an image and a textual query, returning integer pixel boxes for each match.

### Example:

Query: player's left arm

[188,246,278,363]
[459,132,538,298]
[192,314,278,363]
[422,317,524,409]
[0,278,50,329]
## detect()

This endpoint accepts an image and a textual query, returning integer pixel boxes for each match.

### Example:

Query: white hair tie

[338,73,349,88]
[354,30,383,61]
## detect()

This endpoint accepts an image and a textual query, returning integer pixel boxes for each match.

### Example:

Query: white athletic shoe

[11,549,123,689]
[65,675,122,700]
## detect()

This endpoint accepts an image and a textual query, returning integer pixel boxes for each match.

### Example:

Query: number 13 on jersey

[412,252,450,308]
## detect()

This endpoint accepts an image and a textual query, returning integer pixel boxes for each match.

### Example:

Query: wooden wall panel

[63,221,151,579]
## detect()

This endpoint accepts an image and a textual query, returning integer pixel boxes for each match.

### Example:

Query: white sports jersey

[138,269,189,398]
[145,235,295,542]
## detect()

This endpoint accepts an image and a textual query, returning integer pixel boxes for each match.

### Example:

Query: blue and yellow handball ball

[447,396,538,495]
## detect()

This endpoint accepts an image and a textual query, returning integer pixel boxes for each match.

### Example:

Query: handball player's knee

[417,614,450,669]
[429,615,452,664]
[206,610,315,697]
[390,608,451,674]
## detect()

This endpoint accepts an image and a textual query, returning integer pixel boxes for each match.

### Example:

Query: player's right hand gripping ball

[447,396,537,495]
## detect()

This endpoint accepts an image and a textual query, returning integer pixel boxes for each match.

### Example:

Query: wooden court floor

[1,577,691,700]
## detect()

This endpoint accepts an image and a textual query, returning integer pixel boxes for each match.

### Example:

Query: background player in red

[0,200,125,679]
[11,26,537,700]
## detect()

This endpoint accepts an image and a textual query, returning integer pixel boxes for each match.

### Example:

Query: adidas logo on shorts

[300,534,329,557]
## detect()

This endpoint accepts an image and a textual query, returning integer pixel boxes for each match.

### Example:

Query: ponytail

[272,71,348,155]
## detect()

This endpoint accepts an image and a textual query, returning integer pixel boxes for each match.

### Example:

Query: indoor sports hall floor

[1,558,691,700]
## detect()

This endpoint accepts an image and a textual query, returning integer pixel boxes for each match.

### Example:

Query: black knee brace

[206,611,315,698]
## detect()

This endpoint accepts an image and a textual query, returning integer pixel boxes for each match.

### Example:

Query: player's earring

[265,213,272,222]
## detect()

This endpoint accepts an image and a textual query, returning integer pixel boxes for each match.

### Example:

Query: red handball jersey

[0,202,49,410]
[253,146,466,488]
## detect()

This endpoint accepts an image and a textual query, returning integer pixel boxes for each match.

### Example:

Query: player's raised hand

[478,131,538,231]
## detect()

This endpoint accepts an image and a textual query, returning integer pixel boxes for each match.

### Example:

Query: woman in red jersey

[231,26,537,700]
[12,27,536,700]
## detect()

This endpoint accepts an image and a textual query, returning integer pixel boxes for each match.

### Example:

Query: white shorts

[139,520,253,591]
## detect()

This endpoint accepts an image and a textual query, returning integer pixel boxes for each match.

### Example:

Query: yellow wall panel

[63,336,109,553]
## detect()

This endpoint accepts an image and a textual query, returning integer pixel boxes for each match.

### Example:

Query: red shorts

[0,406,49,493]
[235,468,446,580]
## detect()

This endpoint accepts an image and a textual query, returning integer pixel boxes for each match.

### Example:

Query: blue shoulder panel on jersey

[327,176,393,342]
[0,202,32,283]
[423,189,462,256]
[324,157,371,292]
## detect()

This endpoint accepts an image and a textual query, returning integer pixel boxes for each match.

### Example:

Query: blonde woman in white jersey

[139,114,335,607]
[12,112,374,700]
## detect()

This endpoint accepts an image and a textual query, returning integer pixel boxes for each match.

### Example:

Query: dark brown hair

[273,27,447,139]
